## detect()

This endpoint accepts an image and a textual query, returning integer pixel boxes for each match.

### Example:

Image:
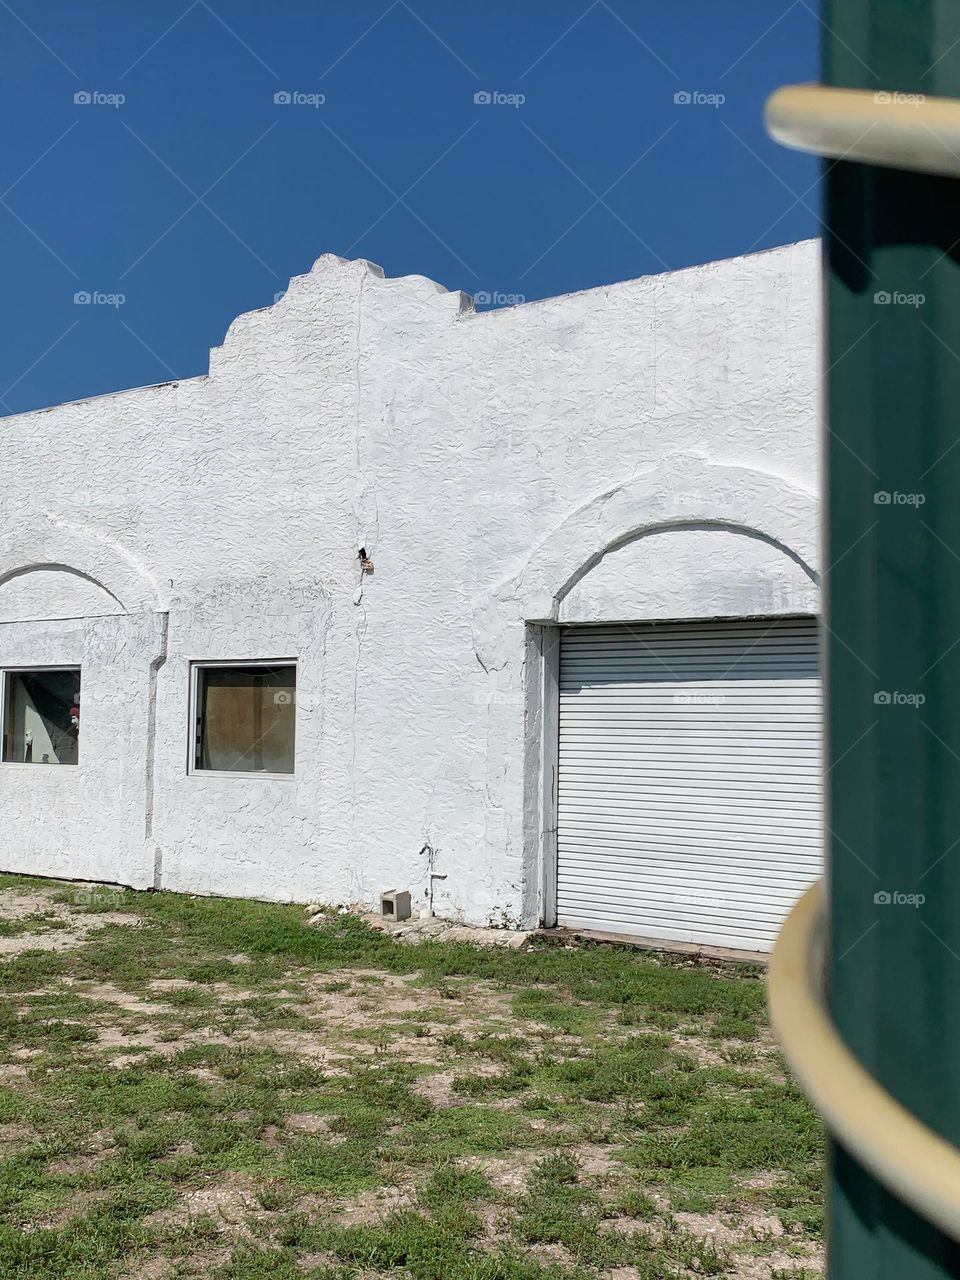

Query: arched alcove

[0,566,125,623]
[0,516,163,621]
[559,521,818,624]
[474,454,819,670]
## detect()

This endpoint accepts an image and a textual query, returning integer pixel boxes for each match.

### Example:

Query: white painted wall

[0,241,821,925]
[0,610,164,887]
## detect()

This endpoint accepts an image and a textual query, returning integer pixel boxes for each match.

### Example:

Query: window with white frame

[2,668,81,766]
[191,662,296,775]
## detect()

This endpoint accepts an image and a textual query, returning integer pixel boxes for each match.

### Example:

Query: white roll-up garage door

[556,618,821,953]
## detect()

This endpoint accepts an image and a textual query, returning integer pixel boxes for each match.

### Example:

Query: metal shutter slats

[556,618,822,953]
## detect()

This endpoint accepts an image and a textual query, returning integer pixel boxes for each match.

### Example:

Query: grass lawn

[0,874,823,1280]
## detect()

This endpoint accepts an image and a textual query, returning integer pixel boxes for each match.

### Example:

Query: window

[192,662,296,775]
[2,668,81,766]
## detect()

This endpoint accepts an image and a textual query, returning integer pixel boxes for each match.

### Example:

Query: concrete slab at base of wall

[536,926,770,967]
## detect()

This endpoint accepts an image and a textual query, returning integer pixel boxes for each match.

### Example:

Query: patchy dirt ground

[0,889,142,955]
[0,875,824,1280]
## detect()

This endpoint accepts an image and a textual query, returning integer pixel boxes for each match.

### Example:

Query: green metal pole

[825,1,960,1274]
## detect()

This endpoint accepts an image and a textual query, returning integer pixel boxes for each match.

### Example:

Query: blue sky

[0,1,818,416]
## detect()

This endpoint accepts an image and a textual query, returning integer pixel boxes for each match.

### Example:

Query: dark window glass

[195,665,296,774]
[3,669,81,765]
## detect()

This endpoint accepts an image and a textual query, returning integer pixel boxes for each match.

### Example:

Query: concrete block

[381,889,411,922]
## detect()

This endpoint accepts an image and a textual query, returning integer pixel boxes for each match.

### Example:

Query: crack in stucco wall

[348,269,374,901]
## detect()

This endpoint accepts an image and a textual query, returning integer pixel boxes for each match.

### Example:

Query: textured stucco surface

[0,610,164,887]
[559,527,817,624]
[0,240,821,925]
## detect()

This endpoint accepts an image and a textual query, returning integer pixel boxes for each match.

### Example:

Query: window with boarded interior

[193,663,296,775]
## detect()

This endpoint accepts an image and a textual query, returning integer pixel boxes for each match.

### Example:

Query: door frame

[524,623,561,928]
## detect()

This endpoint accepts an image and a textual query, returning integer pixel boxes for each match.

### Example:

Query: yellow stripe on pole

[766,83,960,177]
[769,881,960,1242]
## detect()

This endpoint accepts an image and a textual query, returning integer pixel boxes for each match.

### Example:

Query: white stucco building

[0,240,821,953]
